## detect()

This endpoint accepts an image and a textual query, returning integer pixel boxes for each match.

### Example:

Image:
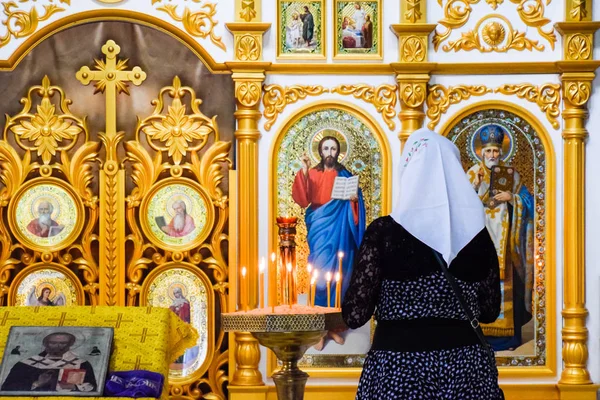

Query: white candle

[241,266,248,312]
[259,258,265,309]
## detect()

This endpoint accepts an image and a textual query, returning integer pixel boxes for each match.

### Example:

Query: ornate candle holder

[223,308,344,400]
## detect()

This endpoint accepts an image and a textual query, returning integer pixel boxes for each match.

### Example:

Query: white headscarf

[390,129,485,265]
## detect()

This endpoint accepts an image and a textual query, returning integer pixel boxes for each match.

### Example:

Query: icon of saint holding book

[466,124,534,352]
[155,199,195,238]
[292,134,366,346]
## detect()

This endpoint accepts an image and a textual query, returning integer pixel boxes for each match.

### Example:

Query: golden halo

[310,129,349,165]
[30,196,61,220]
[168,282,188,300]
[482,21,506,47]
[35,282,56,300]
[165,193,193,218]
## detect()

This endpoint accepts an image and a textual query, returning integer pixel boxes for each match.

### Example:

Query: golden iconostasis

[0,0,594,399]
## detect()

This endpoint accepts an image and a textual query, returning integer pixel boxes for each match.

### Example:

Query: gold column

[391,0,437,149]
[226,22,270,389]
[555,5,600,389]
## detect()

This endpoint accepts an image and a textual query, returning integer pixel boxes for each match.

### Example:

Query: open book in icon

[331,176,359,200]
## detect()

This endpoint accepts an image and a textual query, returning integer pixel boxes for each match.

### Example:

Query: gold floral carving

[236,34,260,61]
[153,0,226,51]
[426,84,492,129]
[434,1,555,52]
[236,81,262,108]
[569,0,587,21]
[404,0,423,23]
[566,34,591,60]
[0,75,99,304]
[564,81,591,107]
[485,0,503,9]
[137,76,218,165]
[5,76,85,165]
[401,36,426,62]
[443,15,544,52]
[240,0,257,22]
[0,0,70,48]
[400,82,426,108]
[262,85,329,131]
[495,84,561,129]
[332,84,398,130]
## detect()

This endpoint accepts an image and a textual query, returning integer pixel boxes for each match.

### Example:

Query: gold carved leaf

[495,83,561,129]
[5,76,87,165]
[240,0,257,21]
[236,35,260,61]
[236,81,262,108]
[0,2,68,48]
[400,82,426,108]
[156,3,226,51]
[124,141,164,206]
[332,84,398,130]
[566,34,591,60]
[565,81,591,107]
[426,84,492,129]
[138,76,217,165]
[402,37,425,62]
[60,141,100,205]
[262,85,328,130]
[192,140,232,206]
[0,142,32,206]
[404,0,423,23]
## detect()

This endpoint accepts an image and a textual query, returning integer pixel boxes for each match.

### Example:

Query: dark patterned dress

[342,216,503,400]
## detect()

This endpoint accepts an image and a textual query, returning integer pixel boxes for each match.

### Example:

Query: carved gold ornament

[0,0,69,48]
[569,0,587,21]
[152,0,226,51]
[564,81,591,107]
[426,85,492,129]
[240,0,257,21]
[0,75,99,304]
[137,77,217,165]
[485,0,503,9]
[236,34,260,61]
[404,0,423,23]
[6,76,85,165]
[434,0,555,52]
[481,21,505,46]
[400,82,427,108]
[262,85,329,131]
[332,85,398,130]
[566,34,591,60]
[495,84,561,129]
[401,36,426,62]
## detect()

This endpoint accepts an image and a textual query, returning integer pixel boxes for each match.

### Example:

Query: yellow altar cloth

[0,306,198,400]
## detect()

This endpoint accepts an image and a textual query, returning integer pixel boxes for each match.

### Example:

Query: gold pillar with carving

[555,0,600,391]
[226,19,270,391]
[391,0,436,149]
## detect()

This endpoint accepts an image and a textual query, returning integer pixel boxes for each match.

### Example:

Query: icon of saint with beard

[27,200,64,238]
[157,200,195,238]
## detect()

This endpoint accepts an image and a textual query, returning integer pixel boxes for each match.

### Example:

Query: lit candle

[309,277,316,307]
[335,272,341,309]
[259,258,265,309]
[312,270,318,307]
[286,263,293,307]
[270,252,276,312]
[326,272,332,308]
[306,264,313,306]
[337,251,344,281]
[241,266,248,312]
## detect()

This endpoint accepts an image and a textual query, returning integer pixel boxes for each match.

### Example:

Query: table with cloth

[0,306,198,400]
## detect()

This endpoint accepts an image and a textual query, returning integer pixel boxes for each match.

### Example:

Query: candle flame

[259,257,265,273]
[241,266,247,277]
[326,272,332,282]
[313,269,319,279]
[338,251,344,259]
[286,263,292,272]
[335,272,341,281]
[307,263,312,273]
[310,277,316,284]
[271,252,276,262]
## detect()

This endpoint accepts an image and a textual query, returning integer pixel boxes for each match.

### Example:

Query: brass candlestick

[277,216,298,305]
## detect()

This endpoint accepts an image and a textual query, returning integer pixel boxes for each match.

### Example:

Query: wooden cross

[0,311,19,326]
[132,328,159,344]
[48,312,77,327]
[123,355,152,370]
[104,313,133,329]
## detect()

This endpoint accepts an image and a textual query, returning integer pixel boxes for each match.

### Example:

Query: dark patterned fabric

[342,216,502,399]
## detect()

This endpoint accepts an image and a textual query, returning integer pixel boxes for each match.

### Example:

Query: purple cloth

[104,370,164,398]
